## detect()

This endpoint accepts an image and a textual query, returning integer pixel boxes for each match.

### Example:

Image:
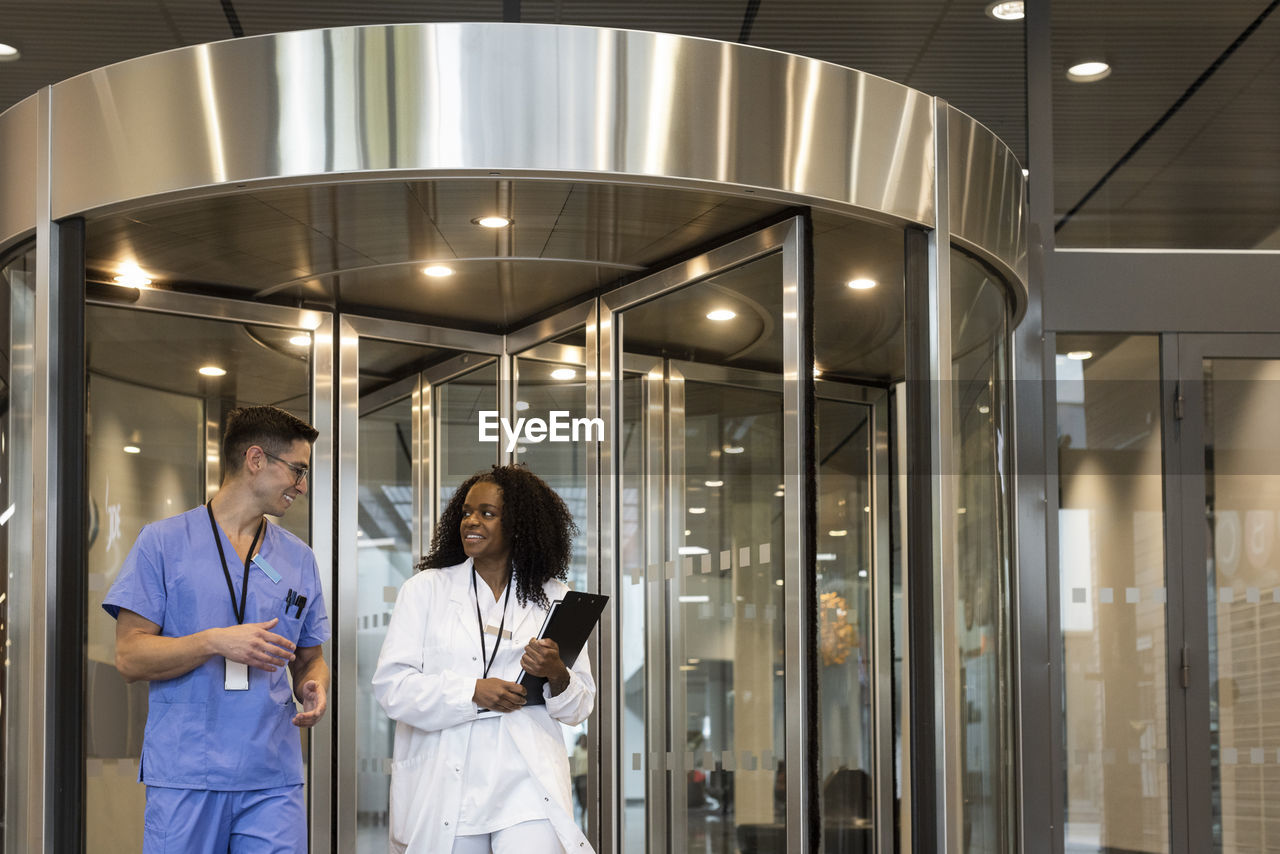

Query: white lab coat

[372,559,596,854]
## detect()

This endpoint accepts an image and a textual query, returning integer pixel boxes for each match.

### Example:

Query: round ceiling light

[1067,61,1111,83]
[985,1,1025,21]
[550,368,577,380]
[706,309,736,321]
[123,445,141,454]
[472,215,511,228]
[723,445,745,455]
[847,278,877,290]
[1066,350,1094,361]
[198,366,227,377]
[289,335,311,347]
[422,264,454,277]
[0,42,20,61]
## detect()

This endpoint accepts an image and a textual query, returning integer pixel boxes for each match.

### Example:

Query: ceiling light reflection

[706,309,736,321]
[550,368,576,380]
[985,1,1024,20]
[847,278,877,290]
[422,265,454,277]
[472,215,511,228]
[198,366,227,377]
[1067,61,1111,82]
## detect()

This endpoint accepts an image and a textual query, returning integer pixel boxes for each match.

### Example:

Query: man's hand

[292,679,327,727]
[210,618,296,672]
[521,638,571,696]
[473,678,527,713]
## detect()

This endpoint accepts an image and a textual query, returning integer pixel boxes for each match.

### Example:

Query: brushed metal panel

[947,106,1029,314]
[49,23,935,227]
[0,94,39,249]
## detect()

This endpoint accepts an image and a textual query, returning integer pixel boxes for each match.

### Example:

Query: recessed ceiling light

[422,264,454,277]
[704,480,723,488]
[0,42,20,61]
[550,368,576,380]
[828,529,848,537]
[985,1,1024,21]
[978,404,991,414]
[688,507,706,515]
[706,309,736,321]
[113,262,152,288]
[847,278,877,290]
[516,400,530,411]
[123,445,141,454]
[774,490,784,497]
[723,445,745,454]
[775,579,784,587]
[1067,61,1111,83]
[198,366,227,377]
[288,334,311,347]
[858,569,868,578]
[472,215,511,228]
[1066,350,1094,361]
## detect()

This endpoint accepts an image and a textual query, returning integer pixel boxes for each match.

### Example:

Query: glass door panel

[1201,356,1280,852]
[814,393,876,852]
[351,337,498,853]
[616,247,790,853]
[85,303,316,854]
[513,333,592,833]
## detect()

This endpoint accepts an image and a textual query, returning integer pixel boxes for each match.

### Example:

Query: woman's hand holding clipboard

[517,591,608,705]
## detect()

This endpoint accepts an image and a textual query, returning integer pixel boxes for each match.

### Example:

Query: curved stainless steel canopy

[0,22,1027,304]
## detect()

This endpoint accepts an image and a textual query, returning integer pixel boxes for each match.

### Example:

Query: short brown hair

[221,406,318,475]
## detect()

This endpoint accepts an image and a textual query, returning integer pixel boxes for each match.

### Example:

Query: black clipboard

[518,590,608,705]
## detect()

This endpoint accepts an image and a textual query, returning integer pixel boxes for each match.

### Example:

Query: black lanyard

[207,502,266,626]
[472,567,513,679]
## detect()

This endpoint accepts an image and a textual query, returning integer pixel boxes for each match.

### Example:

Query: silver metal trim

[335,316,360,853]
[779,216,810,853]
[929,98,962,854]
[0,94,38,250]
[947,107,1029,313]
[308,311,336,854]
[42,25,938,226]
[337,314,505,356]
[411,376,426,558]
[29,87,55,853]
[665,365,688,849]
[643,359,667,853]
[253,257,645,300]
[596,297,620,853]
[583,298,603,852]
[505,299,595,355]
[871,388,895,854]
[894,381,913,854]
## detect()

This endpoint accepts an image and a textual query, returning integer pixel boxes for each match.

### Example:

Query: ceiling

[1,0,1274,246]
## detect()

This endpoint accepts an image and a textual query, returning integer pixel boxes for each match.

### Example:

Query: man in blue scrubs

[104,405,331,854]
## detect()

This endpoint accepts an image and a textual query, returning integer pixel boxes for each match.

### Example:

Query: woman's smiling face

[460,480,510,567]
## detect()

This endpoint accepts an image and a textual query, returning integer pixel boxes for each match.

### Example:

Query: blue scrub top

[103,506,331,791]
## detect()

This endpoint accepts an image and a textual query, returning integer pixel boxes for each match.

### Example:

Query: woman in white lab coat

[373,465,595,854]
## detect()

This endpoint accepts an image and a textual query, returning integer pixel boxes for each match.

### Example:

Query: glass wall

[1202,357,1280,852]
[950,250,1015,853]
[1056,333,1169,852]
[0,245,35,852]
[84,304,314,853]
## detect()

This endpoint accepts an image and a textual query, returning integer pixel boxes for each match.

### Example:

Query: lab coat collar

[446,558,545,644]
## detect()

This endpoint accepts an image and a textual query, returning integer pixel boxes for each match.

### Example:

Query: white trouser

[450,819,562,854]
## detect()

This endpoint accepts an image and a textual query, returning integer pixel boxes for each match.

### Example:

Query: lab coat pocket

[388,750,435,846]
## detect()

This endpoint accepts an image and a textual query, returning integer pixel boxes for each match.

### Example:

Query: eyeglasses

[263,450,310,486]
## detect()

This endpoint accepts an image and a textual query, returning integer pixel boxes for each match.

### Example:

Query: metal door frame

[600,215,814,853]
[82,287,337,852]
[1172,332,1280,854]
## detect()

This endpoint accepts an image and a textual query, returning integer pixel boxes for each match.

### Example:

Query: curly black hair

[418,464,579,609]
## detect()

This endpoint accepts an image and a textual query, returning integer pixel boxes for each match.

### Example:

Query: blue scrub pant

[144,784,306,854]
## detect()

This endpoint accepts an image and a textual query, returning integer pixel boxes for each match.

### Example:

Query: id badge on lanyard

[208,502,265,691]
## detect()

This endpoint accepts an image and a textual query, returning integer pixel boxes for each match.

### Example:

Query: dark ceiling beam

[219,0,245,37]
[738,0,762,43]
[1056,0,1280,234]
[504,0,521,23]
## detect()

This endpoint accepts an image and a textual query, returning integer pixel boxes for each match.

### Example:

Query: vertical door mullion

[644,363,668,854]
[1174,335,1213,854]
[334,318,360,853]
[872,392,894,854]
[588,298,610,854]
[666,366,688,849]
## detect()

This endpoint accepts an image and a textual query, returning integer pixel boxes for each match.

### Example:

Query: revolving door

[0,21,1027,854]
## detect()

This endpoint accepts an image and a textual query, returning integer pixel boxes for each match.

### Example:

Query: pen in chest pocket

[284,588,307,619]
